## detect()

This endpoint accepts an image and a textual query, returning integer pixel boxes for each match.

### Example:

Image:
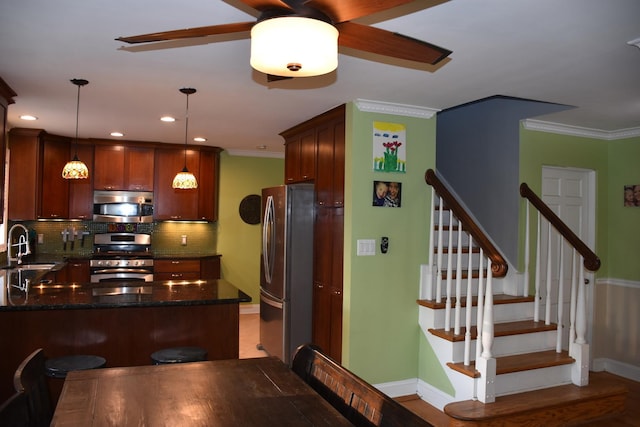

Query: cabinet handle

[286,178,294,182]
[333,290,342,296]
[318,201,325,206]
[171,261,181,264]
[170,215,181,219]
[302,175,308,179]
[170,273,183,278]
[334,201,343,206]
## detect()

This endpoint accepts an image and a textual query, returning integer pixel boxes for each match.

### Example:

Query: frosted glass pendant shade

[250,17,338,77]
[62,155,89,179]
[172,168,198,189]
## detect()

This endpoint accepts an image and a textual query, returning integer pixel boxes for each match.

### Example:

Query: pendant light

[62,79,90,179]
[172,87,198,189]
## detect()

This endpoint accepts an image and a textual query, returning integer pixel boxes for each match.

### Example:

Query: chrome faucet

[7,224,31,265]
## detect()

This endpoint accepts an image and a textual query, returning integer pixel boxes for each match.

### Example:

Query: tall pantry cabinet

[281,105,345,362]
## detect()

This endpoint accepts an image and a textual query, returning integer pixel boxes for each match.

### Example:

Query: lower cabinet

[154,256,220,281]
[61,259,91,283]
[312,207,344,362]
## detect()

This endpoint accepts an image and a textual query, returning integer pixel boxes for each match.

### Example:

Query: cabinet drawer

[155,271,200,281]
[154,259,201,273]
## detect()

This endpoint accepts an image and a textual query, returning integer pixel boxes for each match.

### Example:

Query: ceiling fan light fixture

[250,16,338,78]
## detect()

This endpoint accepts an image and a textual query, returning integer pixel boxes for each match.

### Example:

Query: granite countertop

[0,273,251,311]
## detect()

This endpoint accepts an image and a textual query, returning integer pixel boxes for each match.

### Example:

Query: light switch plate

[356,239,376,256]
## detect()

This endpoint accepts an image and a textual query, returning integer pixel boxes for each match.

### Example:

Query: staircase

[417,169,626,425]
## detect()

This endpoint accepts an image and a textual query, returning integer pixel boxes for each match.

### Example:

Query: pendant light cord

[184,92,189,168]
[74,83,81,157]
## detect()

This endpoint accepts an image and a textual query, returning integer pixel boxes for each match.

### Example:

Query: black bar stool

[151,347,207,365]
[44,355,107,379]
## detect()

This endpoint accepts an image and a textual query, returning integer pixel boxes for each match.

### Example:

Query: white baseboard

[592,357,640,382]
[374,378,420,399]
[416,379,456,411]
[240,304,259,315]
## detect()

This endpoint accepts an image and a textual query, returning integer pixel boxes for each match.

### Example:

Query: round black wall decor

[239,194,261,225]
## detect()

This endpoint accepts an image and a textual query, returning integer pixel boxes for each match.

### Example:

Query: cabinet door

[284,128,315,183]
[154,148,200,220]
[64,259,90,283]
[8,129,40,220]
[125,147,154,191]
[312,207,344,362]
[316,115,345,207]
[40,135,70,219]
[93,145,125,190]
[197,149,218,221]
[68,143,94,219]
[155,259,201,281]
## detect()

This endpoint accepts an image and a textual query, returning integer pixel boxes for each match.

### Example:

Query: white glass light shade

[172,168,198,189]
[62,156,89,179]
[250,17,338,77]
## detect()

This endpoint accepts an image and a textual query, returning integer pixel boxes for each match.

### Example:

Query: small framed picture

[624,184,640,207]
[372,181,402,207]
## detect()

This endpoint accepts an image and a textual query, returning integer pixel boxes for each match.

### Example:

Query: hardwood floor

[238,314,639,426]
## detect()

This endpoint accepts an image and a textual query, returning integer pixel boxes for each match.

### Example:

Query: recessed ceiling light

[256,145,267,150]
[193,137,206,142]
[161,116,176,122]
[110,132,124,137]
[20,115,38,121]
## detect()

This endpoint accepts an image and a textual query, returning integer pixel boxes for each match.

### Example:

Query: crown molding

[523,119,640,141]
[354,99,439,119]
[225,149,284,159]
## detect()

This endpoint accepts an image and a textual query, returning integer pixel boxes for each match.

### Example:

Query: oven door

[90,269,154,283]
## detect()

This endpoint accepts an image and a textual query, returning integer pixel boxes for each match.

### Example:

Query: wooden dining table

[51,357,354,426]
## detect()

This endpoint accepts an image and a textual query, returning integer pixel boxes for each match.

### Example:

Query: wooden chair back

[0,392,29,427]
[292,344,433,427]
[13,348,53,427]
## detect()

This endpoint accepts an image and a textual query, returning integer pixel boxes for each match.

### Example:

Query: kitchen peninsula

[0,273,250,403]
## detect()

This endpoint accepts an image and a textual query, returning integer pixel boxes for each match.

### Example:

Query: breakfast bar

[0,276,251,404]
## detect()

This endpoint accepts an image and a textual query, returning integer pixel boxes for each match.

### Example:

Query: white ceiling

[1,0,639,156]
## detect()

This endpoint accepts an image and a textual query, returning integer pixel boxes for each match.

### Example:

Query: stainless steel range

[90,233,154,283]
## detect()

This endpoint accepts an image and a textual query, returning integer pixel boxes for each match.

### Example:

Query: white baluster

[425,187,436,300]
[556,238,564,353]
[545,221,552,325]
[454,219,463,335]
[464,235,473,366]
[534,212,541,322]
[445,210,454,332]
[475,249,485,363]
[436,198,444,303]
[569,249,578,355]
[524,202,530,297]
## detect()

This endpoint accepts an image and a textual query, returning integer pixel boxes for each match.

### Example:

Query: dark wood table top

[51,357,353,426]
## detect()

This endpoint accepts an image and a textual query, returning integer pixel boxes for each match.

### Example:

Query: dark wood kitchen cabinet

[93,144,154,191]
[59,259,91,283]
[155,256,220,281]
[281,104,346,362]
[282,127,316,183]
[0,77,16,224]
[8,128,71,220]
[68,142,94,219]
[154,147,220,221]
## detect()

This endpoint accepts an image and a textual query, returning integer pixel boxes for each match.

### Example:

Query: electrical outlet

[181,235,187,246]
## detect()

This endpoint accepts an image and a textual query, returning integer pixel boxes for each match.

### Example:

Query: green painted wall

[217,152,283,304]
[606,137,640,281]
[343,103,447,387]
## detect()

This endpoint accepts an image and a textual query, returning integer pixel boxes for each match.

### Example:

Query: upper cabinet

[154,147,220,221]
[0,77,17,224]
[7,130,220,222]
[93,144,154,191]
[8,128,71,220]
[282,127,316,183]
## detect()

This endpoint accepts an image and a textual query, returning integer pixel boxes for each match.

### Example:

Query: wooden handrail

[520,182,600,271]
[425,169,508,278]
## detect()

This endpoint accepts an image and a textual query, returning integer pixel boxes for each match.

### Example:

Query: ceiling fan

[116,0,452,80]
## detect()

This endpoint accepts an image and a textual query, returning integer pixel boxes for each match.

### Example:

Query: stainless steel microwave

[93,191,154,223]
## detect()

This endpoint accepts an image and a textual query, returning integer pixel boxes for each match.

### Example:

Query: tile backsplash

[7,220,218,257]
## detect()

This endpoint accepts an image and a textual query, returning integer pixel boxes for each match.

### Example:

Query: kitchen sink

[14,263,58,271]
[92,286,153,297]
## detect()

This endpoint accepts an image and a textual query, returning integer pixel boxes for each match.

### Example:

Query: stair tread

[447,350,575,378]
[444,371,628,425]
[429,319,557,342]
[417,293,534,310]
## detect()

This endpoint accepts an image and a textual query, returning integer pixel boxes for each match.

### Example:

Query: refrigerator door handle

[262,195,275,284]
[260,292,283,309]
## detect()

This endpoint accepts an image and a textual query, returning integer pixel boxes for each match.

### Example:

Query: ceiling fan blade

[235,0,295,12]
[305,0,417,23]
[116,22,255,44]
[336,21,451,65]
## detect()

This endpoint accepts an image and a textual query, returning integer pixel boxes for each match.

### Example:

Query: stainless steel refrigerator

[259,183,314,365]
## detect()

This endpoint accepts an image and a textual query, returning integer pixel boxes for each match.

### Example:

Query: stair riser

[494,364,573,396]
[419,302,534,330]
[444,330,559,363]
